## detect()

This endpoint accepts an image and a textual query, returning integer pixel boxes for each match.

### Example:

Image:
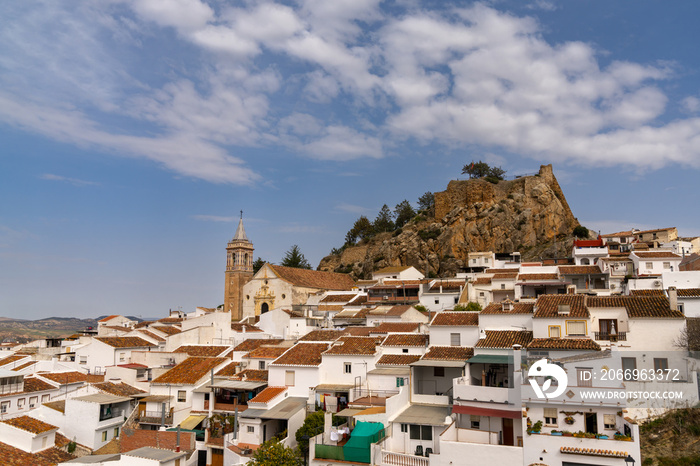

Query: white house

[428,312,479,347]
[0,371,59,420]
[630,251,682,276]
[74,337,157,374]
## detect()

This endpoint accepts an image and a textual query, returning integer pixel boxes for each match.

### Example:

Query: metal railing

[594,332,627,341]
[138,411,173,424]
[381,450,430,466]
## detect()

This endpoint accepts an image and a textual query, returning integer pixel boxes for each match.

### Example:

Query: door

[263,424,267,443]
[585,413,597,434]
[599,319,618,339]
[211,448,224,466]
[138,401,146,417]
[502,418,514,446]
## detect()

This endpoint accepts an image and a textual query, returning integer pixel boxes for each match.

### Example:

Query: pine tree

[394,200,416,228]
[373,204,395,233]
[281,245,311,269]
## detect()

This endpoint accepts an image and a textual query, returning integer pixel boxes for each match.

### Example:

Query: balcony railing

[381,450,430,466]
[138,411,173,424]
[594,332,627,341]
[99,408,124,422]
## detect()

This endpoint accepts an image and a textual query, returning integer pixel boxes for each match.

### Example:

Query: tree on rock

[281,245,311,269]
[373,204,395,233]
[417,192,435,216]
[462,160,506,181]
[345,216,374,245]
[394,200,416,229]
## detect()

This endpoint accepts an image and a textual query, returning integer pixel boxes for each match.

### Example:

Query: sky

[1,1,700,320]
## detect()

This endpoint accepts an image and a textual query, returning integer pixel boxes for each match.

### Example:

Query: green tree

[465,302,482,312]
[373,204,395,233]
[295,410,341,458]
[417,192,435,217]
[248,440,302,466]
[345,216,374,245]
[281,245,311,269]
[462,160,506,181]
[252,257,266,274]
[573,225,589,239]
[394,200,416,229]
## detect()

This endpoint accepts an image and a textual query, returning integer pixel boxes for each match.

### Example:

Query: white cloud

[128,0,214,32]
[39,174,100,187]
[682,96,700,113]
[335,203,373,215]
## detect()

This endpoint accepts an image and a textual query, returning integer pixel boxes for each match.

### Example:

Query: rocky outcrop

[318,165,580,279]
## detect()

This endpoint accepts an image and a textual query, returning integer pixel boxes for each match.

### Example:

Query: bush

[573,225,589,238]
[418,228,441,241]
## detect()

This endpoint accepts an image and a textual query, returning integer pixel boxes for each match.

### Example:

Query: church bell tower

[224,213,254,321]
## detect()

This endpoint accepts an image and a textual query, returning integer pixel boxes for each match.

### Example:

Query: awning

[410,359,466,368]
[394,404,451,426]
[193,380,266,393]
[315,384,354,392]
[467,354,513,365]
[452,404,520,419]
[368,368,410,376]
[336,408,364,417]
[179,414,207,430]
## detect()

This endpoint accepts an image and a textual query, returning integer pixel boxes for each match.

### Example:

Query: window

[433,367,445,377]
[409,425,432,440]
[400,423,408,433]
[654,358,669,371]
[247,426,255,433]
[604,414,616,430]
[479,292,485,297]
[259,361,266,370]
[119,353,125,362]
[646,262,653,270]
[544,408,557,425]
[396,377,405,387]
[29,396,38,408]
[344,363,352,374]
[17,398,25,409]
[114,427,119,438]
[566,321,586,336]
[679,303,685,314]
[402,348,409,353]
[80,356,87,365]
[41,394,50,402]
[622,357,637,380]
[548,326,561,338]
[470,415,480,429]
[454,297,459,304]
[450,333,461,346]
[285,370,295,386]
[663,262,671,269]
[577,368,593,387]
[0,401,9,413]
[435,299,439,304]
[101,431,108,442]
[177,390,186,403]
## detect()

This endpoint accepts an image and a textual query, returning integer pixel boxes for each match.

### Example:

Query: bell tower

[224,212,254,321]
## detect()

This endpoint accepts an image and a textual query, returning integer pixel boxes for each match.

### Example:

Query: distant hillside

[0,316,98,343]
[319,164,582,279]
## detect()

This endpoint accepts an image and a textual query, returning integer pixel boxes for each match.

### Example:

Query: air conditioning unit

[610,284,616,289]
[654,281,661,286]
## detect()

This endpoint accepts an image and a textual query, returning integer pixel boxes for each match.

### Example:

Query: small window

[454,297,458,304]
[402,348,408,353]
[285,370,295,386]
[101,431,108,442]
[17,398,25,409]
[549,326,561,338]
[114,427,119,438]
[435,299,439,304]
[577,368,593,387]
[247,426,255,433]
[396,377,405,387]
[29,396,38,408]
[646,262,653,269]
[544,408,557,425]
[80,356,87,364]
[259,361,266,370]
[400,423,408,433]
[409,425,432,440]
[470,415,480,429]
[500,284,505,289]
[433,367,445,377]
[663,262,671,269]
[119,353,125,362]
[566,321,586,336]
[0,401,9,413]
[41,394,50,403]
[450,333,461,346]
[479,292,485,297]
[344,363,352,374]
[654,358,669,371]
[604,414,616,430]
[177,390,186,403]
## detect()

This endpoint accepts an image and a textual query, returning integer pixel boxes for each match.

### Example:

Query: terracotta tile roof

[485,268,521,274]
[270,343,329,367]
[492,273,519,279]
[152,357,229,385]
[43,401,65,413]
[558,265,603,275]
[244,346,289,359]
[324,337,379,355]
[231,369,268,381]
[587,296,684,319]
[475,330,533,348]
[151,326,182,336]
[601,230,634,238]
[370,304,415,316]
[248,386,286,404]
[633,251,681,259]
[300,330,346,341]
[528,338,600,351]
[0,355,29,368]
[231,323,263,332]
[430,312,479,326]
[518,273,560,281]
[560,446,629,458]
[95,336,156,348]
[0,441,75,465]
[376,354,421,366]
[39,371,102,385]
[318,304,344,311]
[636,227,676,235]
[10,361,37,372]
[534,295,588,318]
[233,339,284,352]
[342,327,374,336]
[99,315,121,322]
[629,289,665,296]
[422,346,473,361]
[429,280,465,291]
[103,325,130,332]
[320,294,358,303]
[138,329,166,342]
[1,415,57,434]
[375,266,412,274]
[134,320,155,329]
[174,345,230,357]
[93,381,147,397]
[678,288,700,298]
[481,302,534,314]
[269,264,355,290]
[472,277,492,285]
[376,280,424,287]
[157,317,183,323]
[281,309,305,317]
[215,362,240,377]
[54,432,71,448]
[348,295,368,305]
[370,322,420,334]
[381,334,428,347]
[18,377,58,394]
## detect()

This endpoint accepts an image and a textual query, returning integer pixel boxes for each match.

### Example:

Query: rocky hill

[0,316,98,343]
[318,165,581,279]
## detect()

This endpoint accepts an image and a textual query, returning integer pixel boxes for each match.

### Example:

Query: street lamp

[624,455,636,465]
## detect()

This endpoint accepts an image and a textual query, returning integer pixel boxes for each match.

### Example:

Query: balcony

[138,410,173,425]
[594,332,627,341]
[380,450,430,466]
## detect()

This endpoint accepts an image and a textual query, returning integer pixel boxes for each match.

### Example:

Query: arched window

[244,253,248,265]
[581,258,590,265]
[261,303,269,314]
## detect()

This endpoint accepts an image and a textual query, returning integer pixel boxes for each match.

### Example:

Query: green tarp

[342,421,385,464]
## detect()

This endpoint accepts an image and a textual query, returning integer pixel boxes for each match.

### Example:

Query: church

[224,217,355,321]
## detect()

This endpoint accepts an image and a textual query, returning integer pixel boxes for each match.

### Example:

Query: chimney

[176,426,181,452]
[668,286,678,312]
[567,285,576,295]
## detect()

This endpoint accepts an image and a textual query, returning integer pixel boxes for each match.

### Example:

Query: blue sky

[2,1,700,319]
